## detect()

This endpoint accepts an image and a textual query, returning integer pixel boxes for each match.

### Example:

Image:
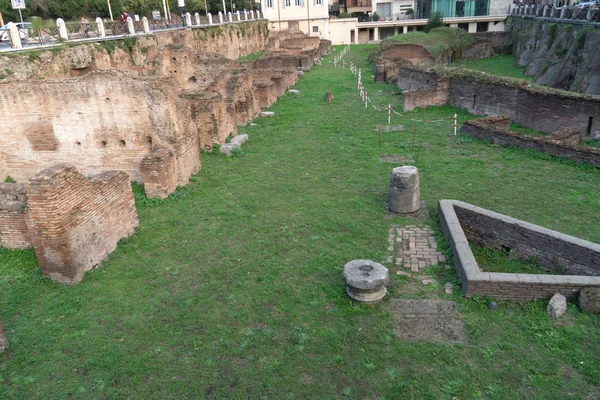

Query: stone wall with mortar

[438,200,600,301]
[396,66,600,136]
[26,165,138,284]
[461,116,600,168]
[0,183,31,249]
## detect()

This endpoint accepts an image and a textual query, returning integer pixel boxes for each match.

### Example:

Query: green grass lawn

[452,54,533,82]
[1,44,599,399]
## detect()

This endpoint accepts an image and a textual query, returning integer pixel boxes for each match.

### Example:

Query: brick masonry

[386,225,445,272]
[0,183,31,249]
[395,66,600,137]
[27,164,139,284]
[0,26,330,197]
[461,116,600,168]
[438,200,600,301]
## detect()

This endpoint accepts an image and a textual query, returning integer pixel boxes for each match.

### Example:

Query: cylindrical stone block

[388,166,420,213]
[343,260,389,304]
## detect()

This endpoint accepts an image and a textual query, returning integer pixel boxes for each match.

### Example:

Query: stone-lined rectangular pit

[438,200,600,300]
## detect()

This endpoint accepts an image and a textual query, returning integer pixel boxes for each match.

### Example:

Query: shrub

[424,12,444,33]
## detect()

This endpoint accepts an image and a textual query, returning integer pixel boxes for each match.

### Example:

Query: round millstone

[342,260,389,304]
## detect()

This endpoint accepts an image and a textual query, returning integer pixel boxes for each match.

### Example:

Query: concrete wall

[328,18,358,45]
[27,165,139,284]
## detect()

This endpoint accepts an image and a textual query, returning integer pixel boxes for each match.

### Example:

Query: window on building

[294,0,304,6]
[284,0,291,7]
[312,25,319,32]
[266,0,274,8]
[314,0,323,5]
[376,2,392,19]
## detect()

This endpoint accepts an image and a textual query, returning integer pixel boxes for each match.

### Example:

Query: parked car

[576,1,598,8]
[0,22,33,42]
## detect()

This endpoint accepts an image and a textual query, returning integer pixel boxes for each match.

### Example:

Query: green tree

[424,11,444,33]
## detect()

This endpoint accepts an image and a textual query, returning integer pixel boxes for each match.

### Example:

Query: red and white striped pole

[388,104,391,124]
[454,113,457,135]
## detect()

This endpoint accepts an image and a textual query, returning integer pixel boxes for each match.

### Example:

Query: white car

[0,22,33,42]
[577,1,598,8]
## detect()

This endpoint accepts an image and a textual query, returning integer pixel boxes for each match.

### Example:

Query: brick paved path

[386,225,445,272]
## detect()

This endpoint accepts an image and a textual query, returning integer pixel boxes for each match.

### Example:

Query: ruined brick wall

[461,117,600,168]
[27,165,138,284]
[0,21,270,83]
[449,79,519,120]
[396,67,441,91]
[403,80,449,112]
[0,183,31,249]
[395,66,600,136]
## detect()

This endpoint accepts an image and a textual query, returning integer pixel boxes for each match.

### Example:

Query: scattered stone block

[288,89,300,95]
[388,166,420,213]
[487,301,498,310]
[219,142,241,156]
[0,321,8,351]
[444,282,455,294]
[547,293,567,319]
[231,134,248,145]
[325,91,334,102]
[579,288,600,314]
[259,111,275,118]
[343,260,389,304]
[396,270,411,277]
[297,70,304,77]
[313,58,321,65]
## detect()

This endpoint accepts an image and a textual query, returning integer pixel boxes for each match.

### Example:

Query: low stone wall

[438,200,600,300]
[396,66,600,137]
[27,165,138,284]
[0,183,31,249]
[461,116,600,168]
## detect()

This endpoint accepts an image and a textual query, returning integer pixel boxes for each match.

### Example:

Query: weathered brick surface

[461,117,600,168]
[438,200,600,301]
[388,225,445,272]
[0,183,31,249]
[27,164,138,284]
[396,66,600,136]
[403,80,450,112]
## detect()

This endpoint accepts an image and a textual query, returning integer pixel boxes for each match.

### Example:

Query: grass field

[1,45,599,399]
[452,54,533,81]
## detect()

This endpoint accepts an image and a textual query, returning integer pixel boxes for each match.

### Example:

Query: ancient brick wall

[461,117,600,168]
[403,80,449,112]
[438,199,600,301]
[454,204,600,276]
[0,183,31,249]
[27,165,138,284]
[396,67,440,91]
[395,66,600,137]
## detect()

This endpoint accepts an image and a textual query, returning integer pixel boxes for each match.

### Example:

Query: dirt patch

[391,299,468,345]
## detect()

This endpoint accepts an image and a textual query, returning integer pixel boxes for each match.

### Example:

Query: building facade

[261,0,330,38]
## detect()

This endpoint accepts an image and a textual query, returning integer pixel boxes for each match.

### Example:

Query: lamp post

[163,0,170,23]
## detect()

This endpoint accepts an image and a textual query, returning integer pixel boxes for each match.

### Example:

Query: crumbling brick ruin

[461,116,600,168]
[3,164,139,284]
[0,21,331,199]
[0,22,330,283]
